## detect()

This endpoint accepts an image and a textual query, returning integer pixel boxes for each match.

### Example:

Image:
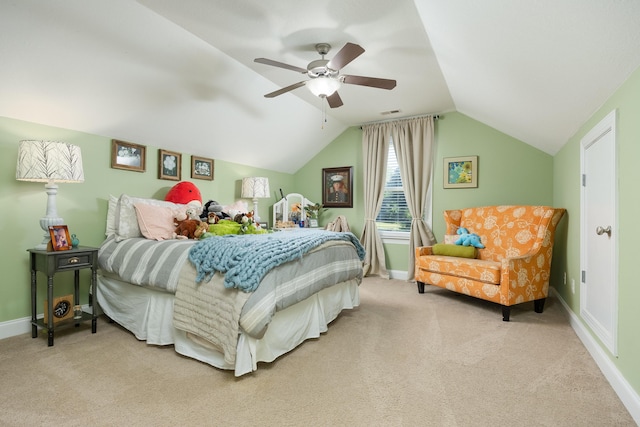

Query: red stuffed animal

[165,181,202,207]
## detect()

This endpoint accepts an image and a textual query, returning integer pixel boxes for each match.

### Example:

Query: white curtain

[391,116,437,280]
[360,122,391,278]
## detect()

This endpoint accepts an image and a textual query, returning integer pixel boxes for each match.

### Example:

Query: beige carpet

[0,277,634,426]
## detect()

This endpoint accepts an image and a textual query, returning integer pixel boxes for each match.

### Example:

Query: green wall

[553,66,640,395]
[0,116,294,323]
[433,112,554,233]
[295,112,555,273]
[293,126,365,237]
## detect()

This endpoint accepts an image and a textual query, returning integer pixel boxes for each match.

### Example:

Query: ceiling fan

[254,42,396,108]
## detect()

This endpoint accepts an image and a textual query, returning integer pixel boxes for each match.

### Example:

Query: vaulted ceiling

[2,0,640,173]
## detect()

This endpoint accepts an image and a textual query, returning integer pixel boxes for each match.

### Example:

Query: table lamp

[16,140,85,250]
[241,177,270,223]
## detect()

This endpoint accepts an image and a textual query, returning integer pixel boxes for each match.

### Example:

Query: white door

[580,110,618,356]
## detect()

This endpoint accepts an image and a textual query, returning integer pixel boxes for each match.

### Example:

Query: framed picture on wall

[443,156,478,188]
[111,139,146,172]
[158,149,181,181]
[191,155,214,181]
[322,166,353,208]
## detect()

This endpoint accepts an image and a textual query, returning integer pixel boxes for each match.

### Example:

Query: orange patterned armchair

[415,206,566,321]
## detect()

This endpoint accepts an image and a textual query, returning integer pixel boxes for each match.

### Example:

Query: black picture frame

[322,166,353,208]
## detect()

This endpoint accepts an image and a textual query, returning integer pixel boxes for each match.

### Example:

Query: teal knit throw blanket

[188,230,365,292]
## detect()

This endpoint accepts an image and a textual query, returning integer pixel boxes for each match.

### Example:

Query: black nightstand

[28,246,99,346]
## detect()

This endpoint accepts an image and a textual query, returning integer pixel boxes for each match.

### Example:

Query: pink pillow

[134,203,176,240]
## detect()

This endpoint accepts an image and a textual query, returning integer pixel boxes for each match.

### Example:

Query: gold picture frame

[443,156,478,189]
[191,155,214,181]
[158,149,182,181]
[111,139,146,172]
[49,225,72,251]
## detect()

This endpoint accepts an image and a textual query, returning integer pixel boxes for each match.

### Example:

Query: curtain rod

[359,113,440,129]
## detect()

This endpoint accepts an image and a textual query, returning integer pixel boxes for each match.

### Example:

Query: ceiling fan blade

[342,75,397,90]
[264,81,306,98]
[326,42,365,71]
[326,92,343,108]
[254,58,307,74]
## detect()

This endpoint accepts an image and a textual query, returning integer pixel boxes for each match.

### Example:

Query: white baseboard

[0,304,93,341]
[550,288,640,425]
[388,269,409,281]
[0,316,32,340]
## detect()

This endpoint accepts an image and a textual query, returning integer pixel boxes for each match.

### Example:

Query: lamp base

[252,198,261,223]
[35,182,64,250]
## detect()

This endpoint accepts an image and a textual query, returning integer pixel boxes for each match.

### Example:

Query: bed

[96,194,364,376]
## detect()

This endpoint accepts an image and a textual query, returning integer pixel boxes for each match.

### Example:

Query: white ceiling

[1,0,640,173]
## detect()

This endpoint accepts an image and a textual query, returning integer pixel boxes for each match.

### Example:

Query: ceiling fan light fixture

[307,76,341,97]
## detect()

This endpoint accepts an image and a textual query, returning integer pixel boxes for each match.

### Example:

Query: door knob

[595,226,612,236]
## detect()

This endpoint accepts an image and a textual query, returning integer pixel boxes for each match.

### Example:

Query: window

[376,141,411,234]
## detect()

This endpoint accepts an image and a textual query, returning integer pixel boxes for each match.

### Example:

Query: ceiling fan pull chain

[321,97,327,129]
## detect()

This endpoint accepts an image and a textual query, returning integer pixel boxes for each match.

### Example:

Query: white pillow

[114,194,183,242]
[105,194,119,237]
[223,200,249,218]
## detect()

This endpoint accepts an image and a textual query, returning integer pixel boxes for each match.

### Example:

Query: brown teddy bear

[174,217,207,240]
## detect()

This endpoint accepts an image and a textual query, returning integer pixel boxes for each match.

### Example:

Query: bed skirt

[96,273,360,376]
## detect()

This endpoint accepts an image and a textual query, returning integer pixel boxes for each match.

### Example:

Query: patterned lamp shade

[16,140,84,183]
[241,177,270,199]
[15,140,84,249]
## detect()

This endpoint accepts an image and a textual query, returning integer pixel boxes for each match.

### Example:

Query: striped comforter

[98,233,363,361]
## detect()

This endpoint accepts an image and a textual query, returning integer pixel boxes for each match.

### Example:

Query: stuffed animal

[245,210,262,229]
[455,227,485,248]
[233,211,256,234]
[200,200,229,222]
[185,206,200,220]
[174,205,202,223]
[165,181,202,207]
[173,217,203,240]
[194,221,209,239]
[207,212,219,224]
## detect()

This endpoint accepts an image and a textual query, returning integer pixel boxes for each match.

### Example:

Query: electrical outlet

[571,278,575,294]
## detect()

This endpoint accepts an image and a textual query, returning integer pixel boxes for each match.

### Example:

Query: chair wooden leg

[502,305,510,322]
[417,281,425,294]
[534,298,546,314]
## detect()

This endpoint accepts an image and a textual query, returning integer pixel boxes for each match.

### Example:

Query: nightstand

[28,246,99,346]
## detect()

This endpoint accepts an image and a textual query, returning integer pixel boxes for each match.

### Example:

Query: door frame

[579,109,618,356]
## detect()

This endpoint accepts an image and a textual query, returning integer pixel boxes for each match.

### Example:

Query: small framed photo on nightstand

[49,225,72,251]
